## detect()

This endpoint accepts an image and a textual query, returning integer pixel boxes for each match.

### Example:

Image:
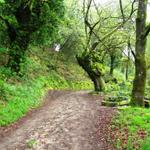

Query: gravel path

[0,90,115,150]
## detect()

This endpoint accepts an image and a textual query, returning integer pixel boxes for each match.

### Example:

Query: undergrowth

[103,70,150,149]
[110,107,150,150]
[0,47,93,126]
[0,74,92,126]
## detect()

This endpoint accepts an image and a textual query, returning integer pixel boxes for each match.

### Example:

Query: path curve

[0,90,115,150]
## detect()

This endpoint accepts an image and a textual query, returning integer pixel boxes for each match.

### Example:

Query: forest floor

[0,90,115,150]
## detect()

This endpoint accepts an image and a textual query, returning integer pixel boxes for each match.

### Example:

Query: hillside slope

[0,46,93,126]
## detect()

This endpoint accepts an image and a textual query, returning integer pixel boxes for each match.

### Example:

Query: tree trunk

[110,55,115,76]
[125,41,130,80]
[131,57,146,106]
[93,76,105,91]
[131,0,148,107]
[76,54,105,92]
[125,63,129,81]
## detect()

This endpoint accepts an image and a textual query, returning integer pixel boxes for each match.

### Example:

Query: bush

[0,79,7,101]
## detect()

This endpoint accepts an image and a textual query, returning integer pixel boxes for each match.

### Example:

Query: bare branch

[129,0,137,19]
[144,23,150,38]
[83,0,137,52]
[119,0,125,23]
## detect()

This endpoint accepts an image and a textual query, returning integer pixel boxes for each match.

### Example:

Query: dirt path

[0,90,115,150]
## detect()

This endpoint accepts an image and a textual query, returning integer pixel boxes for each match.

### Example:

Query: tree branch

[144,23,150,38]
[119,0,125,23]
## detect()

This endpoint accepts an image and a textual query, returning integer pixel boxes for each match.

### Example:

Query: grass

[110,107,150,150]
[0,77,46,126]
[141,138,150,150]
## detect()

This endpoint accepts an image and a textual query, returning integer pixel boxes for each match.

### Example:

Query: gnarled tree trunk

[93,76,105,91]
[76,54,105,92]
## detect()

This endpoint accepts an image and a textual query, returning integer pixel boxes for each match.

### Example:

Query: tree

[76,0,135,91]
[105,33,126,76]
[131,0,150,107]
[0,0,64,73]
[76,0,110,91]
[56,0,85,61]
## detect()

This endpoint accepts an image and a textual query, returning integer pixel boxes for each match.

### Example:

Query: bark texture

[131,0,148,107]
[110,55,115,76]
[125,40,131,81]
[76,54,105,92]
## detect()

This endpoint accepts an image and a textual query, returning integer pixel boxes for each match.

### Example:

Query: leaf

[0,47,7,53]
[0,0,5,3]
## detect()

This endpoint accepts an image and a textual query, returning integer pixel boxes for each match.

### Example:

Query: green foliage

[68,80,93,90]
[0,0,65,73]
[0,47,7,53]
[0,0,4,3]
[55,0,85,61]
[105,70,132,93]
[91,62,106,76]
[0,79,7,101]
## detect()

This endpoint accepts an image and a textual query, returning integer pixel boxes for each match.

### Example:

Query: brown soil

[0,90,115,150]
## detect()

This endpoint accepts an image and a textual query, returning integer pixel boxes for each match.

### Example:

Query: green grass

[0,77,45,126]
[111,107,150,149]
